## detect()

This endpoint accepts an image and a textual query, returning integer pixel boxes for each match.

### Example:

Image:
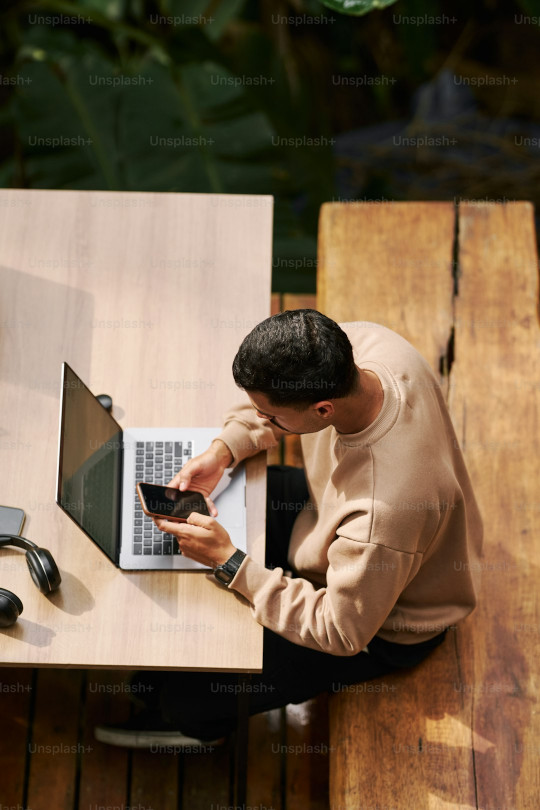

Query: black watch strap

[213,549,246,586]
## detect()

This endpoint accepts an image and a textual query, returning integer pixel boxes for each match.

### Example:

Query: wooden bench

[317,201,540,808]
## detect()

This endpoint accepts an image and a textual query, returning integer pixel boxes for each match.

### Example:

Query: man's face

[247,391,330,435]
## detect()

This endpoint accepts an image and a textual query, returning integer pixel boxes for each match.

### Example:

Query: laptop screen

[56,363,122,563]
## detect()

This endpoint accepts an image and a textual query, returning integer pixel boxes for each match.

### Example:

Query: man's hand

[153,512,237,568]
[165,439,233,517]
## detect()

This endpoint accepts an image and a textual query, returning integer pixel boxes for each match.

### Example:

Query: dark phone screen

[57,364,122,562]
[138,484,210,520]
[0,505,25,536]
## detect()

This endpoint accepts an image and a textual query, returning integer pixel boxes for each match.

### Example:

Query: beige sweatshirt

[217,322,483,656]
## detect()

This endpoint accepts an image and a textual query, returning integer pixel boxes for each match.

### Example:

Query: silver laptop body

[56,363,246,571]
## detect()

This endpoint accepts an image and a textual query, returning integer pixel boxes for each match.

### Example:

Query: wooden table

[0,188,272,672]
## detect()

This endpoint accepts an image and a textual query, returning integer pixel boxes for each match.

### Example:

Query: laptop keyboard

[133,441,192,556]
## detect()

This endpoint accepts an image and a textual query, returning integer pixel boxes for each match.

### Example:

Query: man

[96,309,483,747]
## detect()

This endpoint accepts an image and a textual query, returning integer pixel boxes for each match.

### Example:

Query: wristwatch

[213,549,246,586]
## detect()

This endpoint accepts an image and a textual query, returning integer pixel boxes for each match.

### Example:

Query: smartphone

[0,505,26,537]
[136,483,210,522]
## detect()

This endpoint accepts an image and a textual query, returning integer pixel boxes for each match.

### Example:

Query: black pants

[137,466,447,740]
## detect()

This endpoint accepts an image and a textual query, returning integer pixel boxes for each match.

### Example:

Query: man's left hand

[152,512,237,568]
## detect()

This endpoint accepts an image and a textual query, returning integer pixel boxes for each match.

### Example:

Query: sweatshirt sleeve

[227,513,422,656]
[216,392,284,468]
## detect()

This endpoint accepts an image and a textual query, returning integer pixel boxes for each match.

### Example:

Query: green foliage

[2,0,539,293]
[515,0,540,13]
[319,0,399,15]
[11,27,276,192]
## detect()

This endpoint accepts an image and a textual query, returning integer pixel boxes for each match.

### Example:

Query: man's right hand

[165,439,233,517]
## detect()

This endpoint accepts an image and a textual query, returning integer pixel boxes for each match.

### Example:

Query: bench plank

[0,666,33,807]
[26,669,84,810]
[318,202,479,807]
[79,670,130,809]
[286,694,330,809]
[247,709,283,809]
[181,742,231,808]
[449,201,540,809]
[131,747,179,808]
[317,201,456,392]
[329,633,476,807]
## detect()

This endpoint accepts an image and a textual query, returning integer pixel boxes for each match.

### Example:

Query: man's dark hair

[232,309,357,407]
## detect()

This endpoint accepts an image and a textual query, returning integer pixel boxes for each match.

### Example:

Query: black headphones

[0,535,62,627]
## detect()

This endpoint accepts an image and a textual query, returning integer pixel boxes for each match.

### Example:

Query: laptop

[55,362,246,571]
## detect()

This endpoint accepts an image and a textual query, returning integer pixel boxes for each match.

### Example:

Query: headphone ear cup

[0,588,23,627]
[25,548,62,594]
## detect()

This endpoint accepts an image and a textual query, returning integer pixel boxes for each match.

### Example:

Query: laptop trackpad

[210,467,245,529]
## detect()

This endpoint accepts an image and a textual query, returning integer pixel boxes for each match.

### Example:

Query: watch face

[214,550,245,586]
[214,567,233,585]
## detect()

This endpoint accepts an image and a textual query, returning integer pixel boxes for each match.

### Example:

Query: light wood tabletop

[0,188,273,671]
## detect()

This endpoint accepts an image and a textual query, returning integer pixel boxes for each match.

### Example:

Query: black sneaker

[94,711,225,750]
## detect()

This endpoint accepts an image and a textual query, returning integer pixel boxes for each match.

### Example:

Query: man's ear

[314,400,334,419]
